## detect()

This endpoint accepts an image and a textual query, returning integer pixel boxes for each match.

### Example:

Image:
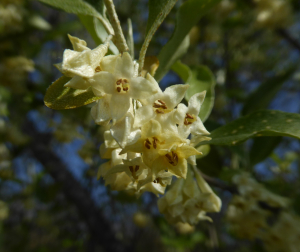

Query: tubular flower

[157,168,221,225]
[92,52,159,121]
[55,34,110,90]
[134,77,189,130]
[174,91,209,138]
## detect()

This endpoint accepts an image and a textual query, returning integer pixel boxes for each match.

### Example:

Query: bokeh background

[0,0,300,251]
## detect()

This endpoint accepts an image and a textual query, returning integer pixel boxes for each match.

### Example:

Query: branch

[104,0,129,53]
[276,28,300,52]
[23,120,127,252]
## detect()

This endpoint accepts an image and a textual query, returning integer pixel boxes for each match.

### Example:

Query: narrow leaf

[172,62,215,122]
[138,0,178,73]
[38,0,113,35]
[127,19,134,58]
[242,67,295,115]
[44,76,101,110]
[78,15,118,54]
[199,110,300,146]
[155,0,221,81]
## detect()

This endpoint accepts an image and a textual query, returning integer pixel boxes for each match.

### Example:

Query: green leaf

[172,62,215,122]
[38,0,113,34]
[139,0,178,72]
[249,137,282,166]
[155,0,221,81]
[242,68,295,115]
[78,15,119,54]
[146,0,178,34]
[44,76,101,110]
[127,19,134,58]
[200,110,300,146]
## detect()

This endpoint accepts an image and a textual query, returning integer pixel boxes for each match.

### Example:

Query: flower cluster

[227,173,300,252]
[158,167,221,225]
[56,35,221,223]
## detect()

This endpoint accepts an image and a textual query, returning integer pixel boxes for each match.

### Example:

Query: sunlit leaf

[172,61,215,122]
[242,67,295,115]
[199,110,300,146]
[155,0,221,81]
[44,76,101,110]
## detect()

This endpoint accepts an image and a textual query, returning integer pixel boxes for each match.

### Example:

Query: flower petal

[91,96,111,125]
[190,117,210,135]
[110,94,131,121]
[100,55,118,73]
[93,71,116,94]
[188,91,206,116]
[134,105,155,128]
[130,77,158,99]
[163,84,189,108]
[114,52,134,79]
[68,34,89,52]
[64,75,91,90]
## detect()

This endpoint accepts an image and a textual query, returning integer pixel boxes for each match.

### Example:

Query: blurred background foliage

[0,0,300,251]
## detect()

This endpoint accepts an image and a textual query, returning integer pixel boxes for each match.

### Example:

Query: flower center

[129,165,139,180]
[144,137,159,149]
[184,113,196,125]
[116,78,130,93]
[153,100,170,114]
[95,66,101,72]
[165,151,179,166]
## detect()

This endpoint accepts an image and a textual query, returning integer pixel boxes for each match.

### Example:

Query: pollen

[153,100,168,114]
[115,78,130,93]
[184,113,196,125]
[165,151,179,166]
[129,165,139,180]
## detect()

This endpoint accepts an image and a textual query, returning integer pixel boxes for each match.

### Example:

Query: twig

[104,0,129,53]
[276,28,300,52]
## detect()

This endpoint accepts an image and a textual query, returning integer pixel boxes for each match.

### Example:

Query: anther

[156,109,164,114]
[123,87,128,91]
[158,99,166,105]
[186,113,194,119]
[95,66,101,72]
[116,87,121,92]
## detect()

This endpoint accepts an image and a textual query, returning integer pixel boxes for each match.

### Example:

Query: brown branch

[23,120,127,252]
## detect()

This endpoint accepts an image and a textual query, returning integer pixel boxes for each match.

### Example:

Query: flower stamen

[129,165,139,180]
[184,113,196,125]
[165,151,179,166]
[115,78,130,93]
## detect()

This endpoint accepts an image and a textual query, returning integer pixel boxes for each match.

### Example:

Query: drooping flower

[157,167,221,225]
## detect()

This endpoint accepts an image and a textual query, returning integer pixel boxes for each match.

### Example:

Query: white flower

[174,91,209,138]
[134,76,189,131]
[55,34,110,90]
[92,52,158,121]
[157,168,219,225]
